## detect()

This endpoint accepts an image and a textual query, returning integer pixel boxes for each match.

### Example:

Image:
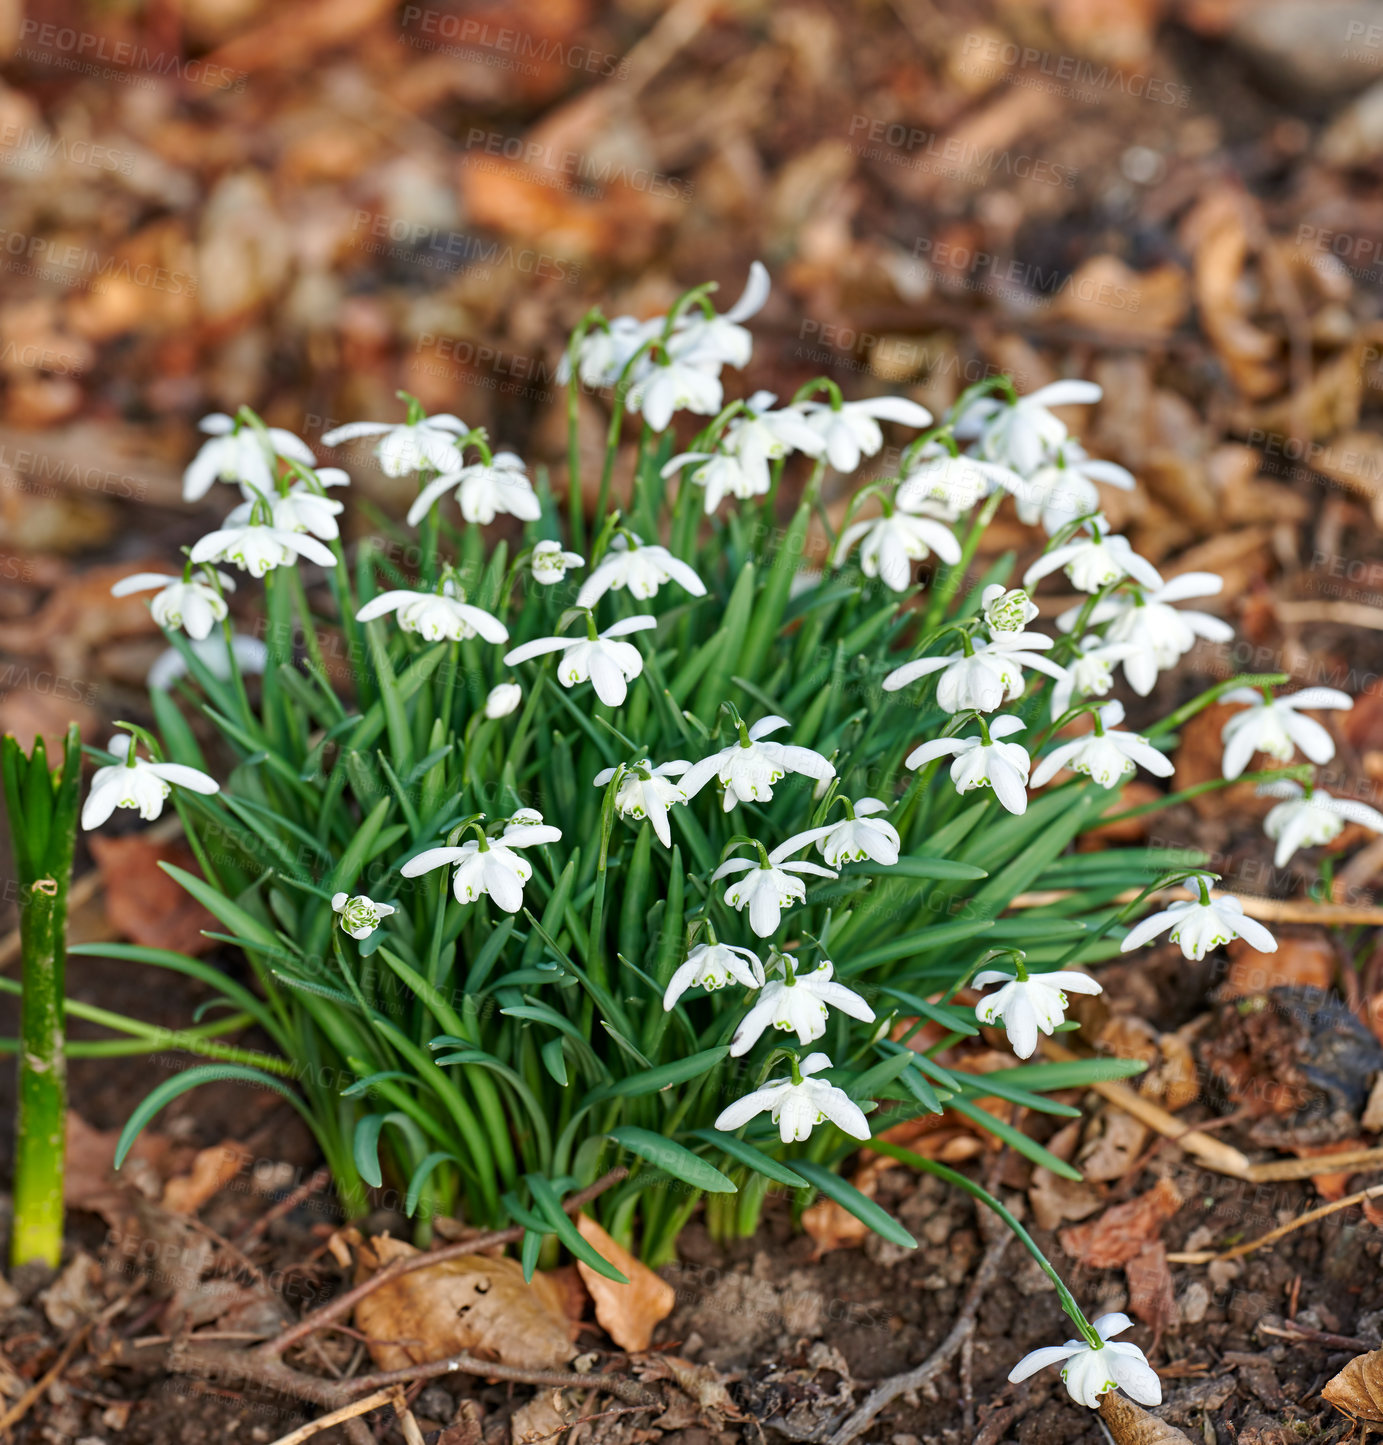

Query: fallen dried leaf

[1322,1347,1383,1425]
[89,835,219,955]
[1060,1178,1183,1269]
[1078,1107,1151,1183]
[574,1213,673,1353]
[1225,934,1336,998]
[1125,1239,1177,1333]
[39,1252,103,1331]
[161,1141,251,1215]
[1099,1388,1194,1444]
[350,1233,576,1371]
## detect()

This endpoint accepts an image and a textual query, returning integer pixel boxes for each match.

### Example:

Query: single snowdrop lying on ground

[1220,687,1352,779]
[714,1052,870,1144]
[1120,874,1277,960]
[82,734,219,830]
[974,965,1102,1059]
[1259,779,1383,867]
[1009,1313,1161,1409]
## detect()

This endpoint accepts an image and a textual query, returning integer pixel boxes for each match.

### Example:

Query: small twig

[0,1323,92,1433]
[259,1167,627,1359]
[235,1167,332,1249]
[522,1402,650,1443]
[1259,1320,1373,1352]
[1167,1182,1383,1264]
[828,1232,1010,1445]
[346,1353,658,1407]
[264,1385,396,1445]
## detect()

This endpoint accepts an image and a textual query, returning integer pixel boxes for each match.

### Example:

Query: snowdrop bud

[983,586,1038,634]
[486,683,522,719]
[331,892,395,940]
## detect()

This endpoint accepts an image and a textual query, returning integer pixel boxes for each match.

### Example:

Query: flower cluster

[89,263,1349,1416]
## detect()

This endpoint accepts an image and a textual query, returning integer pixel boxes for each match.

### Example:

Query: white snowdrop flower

[504,614,657,708]
[407,451,541,527]
[1009,1313,1161,1410]
[1259,780,1383,867]
[111,570,235,641]
[82,735,219,830]
[662,449,766,513]
[816,798,901,867]
[714,1051,870,1144]
[680,715,835,812]
[183,412,316,503]
[801,396,934,473]
[906,715,1031,815]
[1064,573,1234,697]
[895,449,1020,520]
[355,580,509,645]
[592,757,690,848]
[225,481,345,542]
[400,813,562,914]
[664,260,771,371]
[712,828,839,938]
[576,534,707,609]
[1219,688,1353,780]
[974,967,1103,1058]
[730,956,875,1055]
[1023,524,1163,595]
[722,390,826,486]
[331,892,395,941]
[531,540,584,585]
[1120,876,1276,960]
[148,632,266,691]
[884,632,1065,714]
[321,412,467,477]
[485,682,522,719]
[1010,443,1136,534]
[626,356,724,431]
[189,522,335,578]
[981,585,1039,634]
[956,380,1102,476]
[563,314,661,389]
[1049,636,1140,720]
[833,509,961,593]
[1030,701,1174,789]
[663,941,764,1010]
